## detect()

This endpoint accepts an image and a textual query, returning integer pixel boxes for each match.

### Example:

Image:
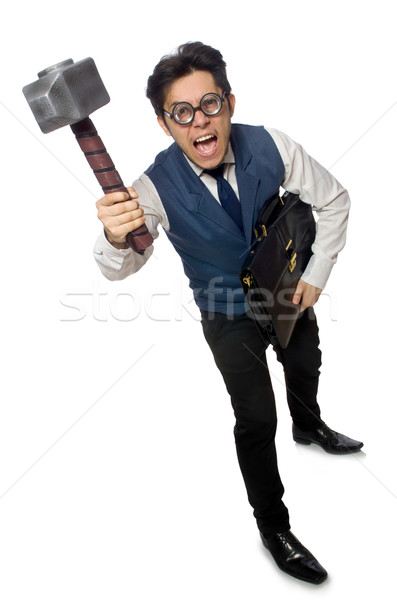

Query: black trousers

[201,308,323,535]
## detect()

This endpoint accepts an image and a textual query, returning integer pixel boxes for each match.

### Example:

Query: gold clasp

[242,275,253,288]
[254,224,267,239]
[288,252,297,273]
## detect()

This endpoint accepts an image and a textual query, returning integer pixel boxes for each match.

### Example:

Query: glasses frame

[163,92,228,125]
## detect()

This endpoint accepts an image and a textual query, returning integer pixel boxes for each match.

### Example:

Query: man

[94,42,363,584]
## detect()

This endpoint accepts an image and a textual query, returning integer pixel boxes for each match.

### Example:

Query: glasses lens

[201,93,222,115]
[173,102,193,124]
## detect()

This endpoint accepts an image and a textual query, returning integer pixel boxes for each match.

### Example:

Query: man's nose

[192,108,210,126]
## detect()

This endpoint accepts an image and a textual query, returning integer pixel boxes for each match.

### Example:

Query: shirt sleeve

[93,174,169,281]
[266,127,351,290]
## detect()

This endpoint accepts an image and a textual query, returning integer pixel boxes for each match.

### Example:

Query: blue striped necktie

[203,165,244,232]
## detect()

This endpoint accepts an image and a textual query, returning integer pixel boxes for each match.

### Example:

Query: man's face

[157,70,236,170]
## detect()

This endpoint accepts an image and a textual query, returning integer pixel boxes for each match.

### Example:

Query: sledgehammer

[22,57,153,254]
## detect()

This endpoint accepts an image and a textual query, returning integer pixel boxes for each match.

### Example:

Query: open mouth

[194,134,218,156]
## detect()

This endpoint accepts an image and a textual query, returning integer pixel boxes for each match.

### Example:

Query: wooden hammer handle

[70,117,153,255]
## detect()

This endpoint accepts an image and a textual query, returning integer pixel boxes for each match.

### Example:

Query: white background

[1,0,396,597]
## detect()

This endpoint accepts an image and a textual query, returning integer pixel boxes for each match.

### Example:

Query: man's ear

[227,93,236,118]
[157,115,172,137]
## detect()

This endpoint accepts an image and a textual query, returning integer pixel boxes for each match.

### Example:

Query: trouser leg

[272,307,323,431]
[201,311,290,535]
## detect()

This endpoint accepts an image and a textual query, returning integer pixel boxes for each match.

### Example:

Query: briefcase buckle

[288,253,297,273]
[254,224,267,239]
[242,275,253,288]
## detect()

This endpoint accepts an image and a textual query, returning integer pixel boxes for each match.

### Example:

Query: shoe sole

[275,561,328,585]
[293,435,363,455]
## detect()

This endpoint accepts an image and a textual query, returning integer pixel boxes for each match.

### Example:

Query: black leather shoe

[293,423,363,454]
[260,530,327,584]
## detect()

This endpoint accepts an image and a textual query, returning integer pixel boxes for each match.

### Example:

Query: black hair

[146,41,232,117]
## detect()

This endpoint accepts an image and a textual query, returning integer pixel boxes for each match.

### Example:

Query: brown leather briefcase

[240,191,316,348]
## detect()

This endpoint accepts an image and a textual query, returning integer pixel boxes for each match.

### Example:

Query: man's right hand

[96,186,146,249]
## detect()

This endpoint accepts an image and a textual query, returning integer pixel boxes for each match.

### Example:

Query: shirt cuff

[93,231,136,279]
[300,253,335,290]
[94,230,132,264]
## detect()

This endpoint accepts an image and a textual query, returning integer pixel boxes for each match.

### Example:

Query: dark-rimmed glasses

[163,92,227,125]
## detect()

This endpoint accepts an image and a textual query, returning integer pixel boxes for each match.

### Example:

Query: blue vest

[145,124,285,315]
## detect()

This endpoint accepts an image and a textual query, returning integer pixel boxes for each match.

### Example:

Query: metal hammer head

[23,57,110,134]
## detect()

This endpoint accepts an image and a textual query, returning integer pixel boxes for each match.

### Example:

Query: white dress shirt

[93,127,350,291]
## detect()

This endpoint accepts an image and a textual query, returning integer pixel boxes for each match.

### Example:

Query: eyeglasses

[163,92,227,125]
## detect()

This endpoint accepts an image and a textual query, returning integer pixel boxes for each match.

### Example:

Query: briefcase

[240,191,316,348]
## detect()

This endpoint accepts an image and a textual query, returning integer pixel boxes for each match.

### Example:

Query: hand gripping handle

[70,118,153,255]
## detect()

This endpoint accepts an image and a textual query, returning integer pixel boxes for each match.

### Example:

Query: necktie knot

[203,165,224,180]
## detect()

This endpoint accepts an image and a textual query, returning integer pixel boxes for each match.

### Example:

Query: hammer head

[23,57,110,134]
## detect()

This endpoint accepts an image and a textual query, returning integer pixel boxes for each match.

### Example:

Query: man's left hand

[292,280,322,312]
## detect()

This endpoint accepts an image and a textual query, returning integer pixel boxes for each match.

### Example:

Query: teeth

[196,134,215,143]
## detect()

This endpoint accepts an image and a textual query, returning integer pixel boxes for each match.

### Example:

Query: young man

[94,42,363,584]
